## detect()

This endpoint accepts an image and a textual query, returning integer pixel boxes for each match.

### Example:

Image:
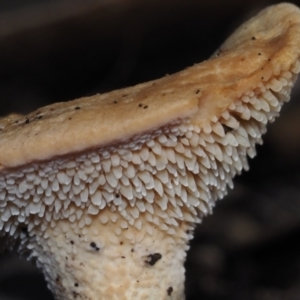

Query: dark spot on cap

[251,36,256,40]
[138,103,143,107]
[121,256,125,259]
[113,100,118,104]
[70,240,74,245]
[75,106,81,110]
[120,241,123,245]
[145,253,162,266]
[261,77,264,80]
[131,248,134,252]
[258,53,261,55]
[167,287,173,296]
[268,58,271,61]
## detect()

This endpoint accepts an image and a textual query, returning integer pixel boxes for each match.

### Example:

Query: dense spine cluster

[0,59,299,252]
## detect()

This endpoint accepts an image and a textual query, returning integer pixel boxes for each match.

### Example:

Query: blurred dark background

[0,1,300,299]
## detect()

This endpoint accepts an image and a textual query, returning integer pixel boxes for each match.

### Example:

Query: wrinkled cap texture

[0,3,300,300]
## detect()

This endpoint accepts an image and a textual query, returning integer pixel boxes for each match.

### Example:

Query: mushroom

[1,3,300,300]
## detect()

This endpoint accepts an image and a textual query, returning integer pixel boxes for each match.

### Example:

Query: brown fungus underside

[1,3,300,300]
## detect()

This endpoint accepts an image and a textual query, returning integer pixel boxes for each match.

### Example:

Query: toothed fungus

[0,3,300,300]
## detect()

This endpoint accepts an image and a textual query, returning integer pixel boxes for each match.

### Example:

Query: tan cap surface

[0,3,300,169]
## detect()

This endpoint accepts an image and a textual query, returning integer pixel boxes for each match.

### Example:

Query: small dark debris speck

[258,53,261,55]
[251,36,256,40]
[70,240,74,245]
[131,248,134,252]
[167,287,173,296]
[195,89,200,94]
[143,105,148,109]
[90,242,100,251]
[25,119,29,124]
[145,253,162,266]
[268,58,271,61]
[138,103,143,107]
[120,241,123,245]
[116,194,120,198]
[261,77,264,80]
[74,283,79,287]
[113,101,118,104]
[121,256,125,259]
[75,106,81,110]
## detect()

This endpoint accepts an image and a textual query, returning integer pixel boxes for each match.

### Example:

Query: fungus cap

[0,3,300,169]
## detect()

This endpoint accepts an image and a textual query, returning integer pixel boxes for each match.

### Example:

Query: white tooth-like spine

[0,61,299,256]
